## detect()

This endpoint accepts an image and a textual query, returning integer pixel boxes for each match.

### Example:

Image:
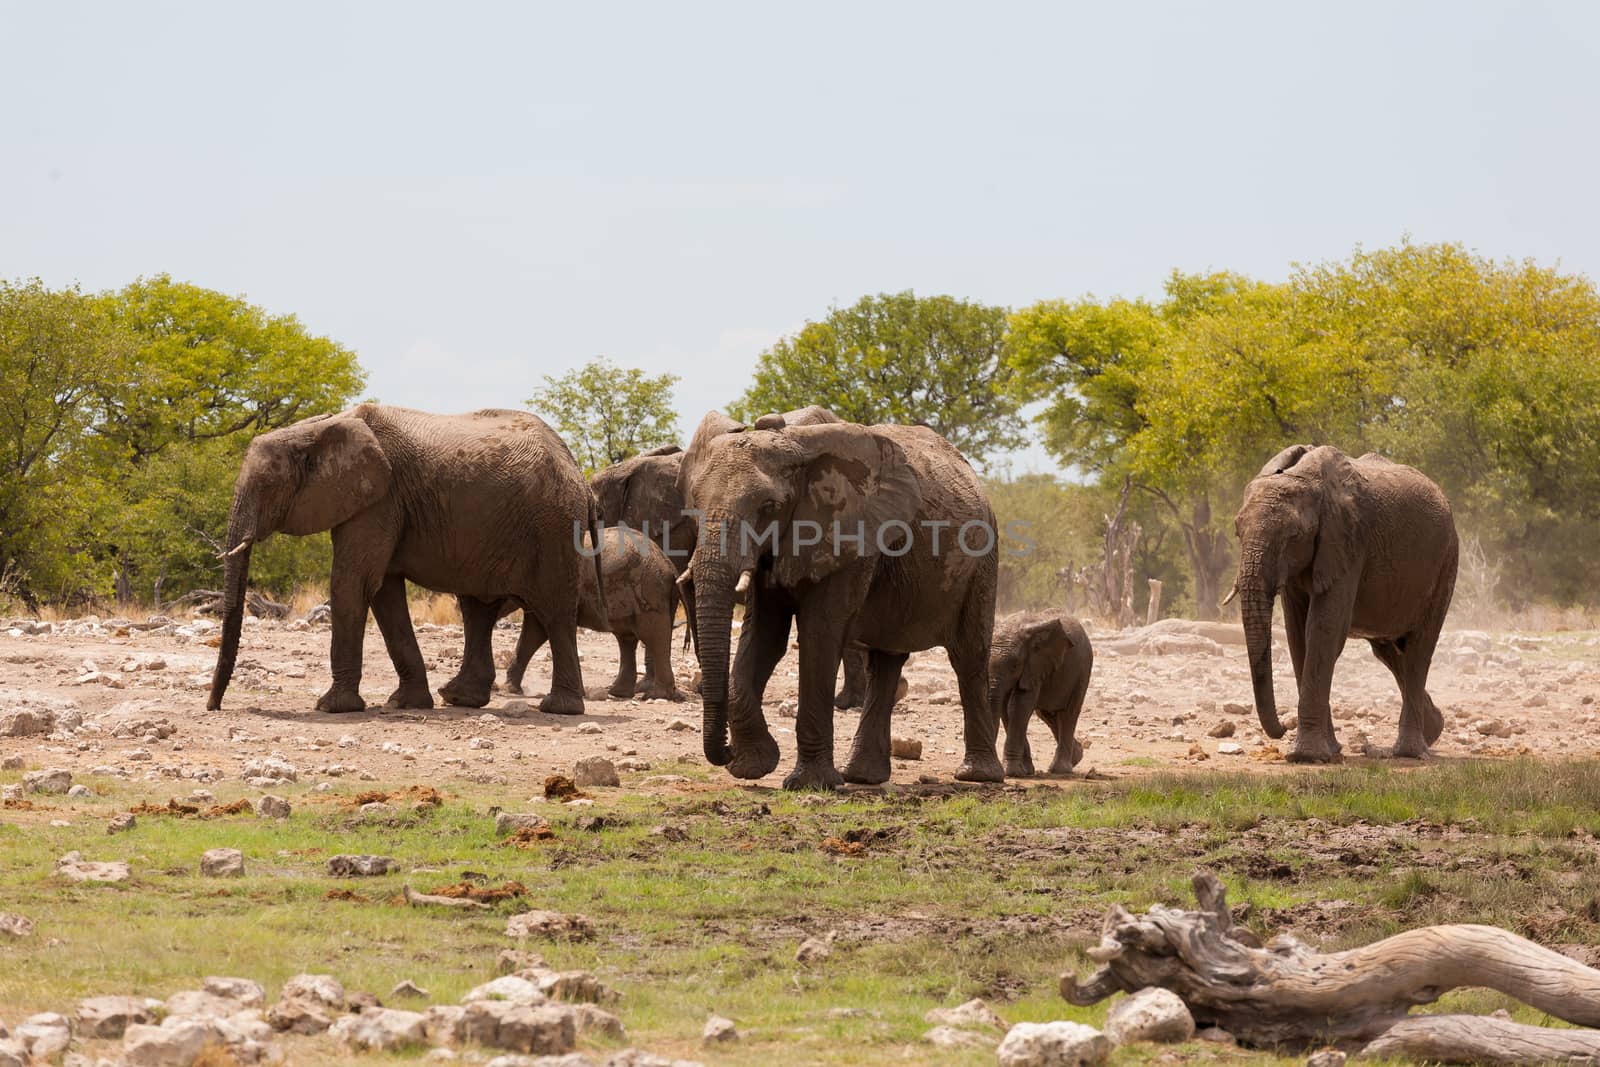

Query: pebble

[702,1014,739,1044]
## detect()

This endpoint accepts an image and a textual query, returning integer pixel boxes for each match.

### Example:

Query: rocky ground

[1,611,1596,792]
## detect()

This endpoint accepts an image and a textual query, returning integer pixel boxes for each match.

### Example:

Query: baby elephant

[988,612,1093,777]
[503,527,684,702]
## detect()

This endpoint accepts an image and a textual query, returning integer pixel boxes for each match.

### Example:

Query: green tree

[733,291,1026,465]
[528,357,680,474]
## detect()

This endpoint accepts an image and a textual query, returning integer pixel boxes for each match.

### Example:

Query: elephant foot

[842,748,891,785]
[315,687,367,714]
[955,751,1005,783]
[727,732,781,780]
[1003,755,1037,779]
[1390,734,1433,760]
[439,675,493,709]
[1286,739,1343,764]
[639,683,684,702]
[502,678,525,696]
[384,682,434,710]
[539,688,586,716]
[783,760,845,792]
[833,689,864,711]
[606,680,637,700]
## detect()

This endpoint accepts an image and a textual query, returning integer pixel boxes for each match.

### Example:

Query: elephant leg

[538,602,586,716]
[371,575,432,709]
[1284,586,1310,692]
[504,613,546,696]
[637,642,657,694]
[843,650,910,784]
[1044,674,1091,775]
[638,614,683,702]
[725,600,790,780]
[950,596,1004,784]
[1287,587,1356,764]
[1002,687,1039,778]
[784,607,847,791]
[608,637,639,699]
[834,647,868,710]
[1388,629,1444,758]
[316,541,383,714]
[440,596,499,708]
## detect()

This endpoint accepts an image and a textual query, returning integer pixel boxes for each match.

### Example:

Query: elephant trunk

[691,522,735,766]
[206,487,258,711]
[1237,538,1285,739]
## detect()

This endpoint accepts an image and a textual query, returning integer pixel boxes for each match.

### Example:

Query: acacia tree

[528,357,680,474]
[733,291,1025,465]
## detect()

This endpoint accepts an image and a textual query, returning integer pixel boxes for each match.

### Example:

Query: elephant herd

[205,404,1459,788]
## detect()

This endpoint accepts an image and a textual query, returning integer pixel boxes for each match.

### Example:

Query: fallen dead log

[1362,1015,1600,1064]
[170,588,289,619]
[402,884,490,910]
[1062,871,1600,1058]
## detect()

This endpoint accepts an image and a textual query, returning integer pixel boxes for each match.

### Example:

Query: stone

[77,995,163,1039]
[890,736,922,760]
[0,914,33,938]
[121,1018,223,1067]
[56,851,130,883]
[1306,1051,1347,1067]
[0,755,22,770]
[505,910,594,941]
[923,1025,993,1048]
[108,812,137,834]
[0,1039,22,1067]
[1217,742,1244,755]
[1222,702,1250,716]
[464,976,546,1004]
[1,710,54,737]
[200,848,245,877]
[497,949,549,975]
[570,1004,625,1041]
[265,998,332,1035]
[701,1014,738,1044]
[279,973,345,1011]
[241,756,298,782]
[255,795,290,819]
[1207,721,1236,738]
[795,932,834,964]
[495,812,549,835]
[330,1007,429,1051]
[997,1021,1111,1067]
[572,757,619,788]
[24,768,72,794]
[15,1013,71,1060]
[67,784,93,798]
[203,978,264,1008]
[1196,1026,1236,1045]
[924,998,1003,1030]
[535,971,615,1004]
[391,980,430,999]
[1104,987,1194,1045]
[457,1001,576,1055]
[326,854,395,877]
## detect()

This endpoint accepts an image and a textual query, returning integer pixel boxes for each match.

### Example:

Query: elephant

[501,525,683,701]
[677,408,1004,790]
[988,612,1092,777]
[206,405,600,716]
[588,409,871,708]
[1228,444,1458,763]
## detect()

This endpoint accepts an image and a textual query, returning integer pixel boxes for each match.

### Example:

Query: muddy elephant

[1229,444,1458,763]
[501,526,683,701]
[589,409,870,707]
[678,409,1003,790]
[989,612,1092,777]
[207,405,599,716]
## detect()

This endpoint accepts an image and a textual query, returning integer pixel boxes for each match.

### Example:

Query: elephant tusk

[220,539,253,559]
[676,570,693,590]
[1220,579,1239,607]
[734,570,752,596]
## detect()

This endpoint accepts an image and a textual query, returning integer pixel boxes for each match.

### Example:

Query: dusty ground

[3,609,1598,791]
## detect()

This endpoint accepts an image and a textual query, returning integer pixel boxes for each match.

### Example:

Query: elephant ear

[1258,443,1313,479]
[678,410,745,504]
[639,443,683,457]
[753,405,842,431]
[281,417,393,535]
[1307,447,1364,596]
[774,424,922,586]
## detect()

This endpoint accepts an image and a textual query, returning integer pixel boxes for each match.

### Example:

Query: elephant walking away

[678,408,1003,790]
[989,613,1092,777]
[207,405,599,716]
[1230,445,1458,763]
[500,526,684,702]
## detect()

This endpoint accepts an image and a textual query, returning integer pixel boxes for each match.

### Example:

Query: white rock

[997,1021,1111,1067]
[701,1014,738,1044]
[203,978,265,1008]
[279,974,345,1011]
[455,1001,577,1055]
[330,1007,429,1051]
[924,998,1003,1029]
[923,1025,993,1048]
[56,851,130,883]
[15,1013,72,1059]
[572,757,618,787]
[1104,987,1194,1045]
[463,976,546,1004]
[255,795,290,819]
[121,1018,221,1067]
[1216,742,1244,755]
[200,848,245,878]
[0,913,34,938]
[77,995,163,1039]
[24,768,72,794]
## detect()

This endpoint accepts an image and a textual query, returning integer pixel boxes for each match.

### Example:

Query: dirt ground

[4,609,1598,789]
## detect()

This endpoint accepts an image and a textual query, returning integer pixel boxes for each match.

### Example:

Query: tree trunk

[1145,579,1162,626]
[1063,871,1600,1057]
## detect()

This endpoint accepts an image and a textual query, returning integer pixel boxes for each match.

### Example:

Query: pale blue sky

[6,1,1598,471]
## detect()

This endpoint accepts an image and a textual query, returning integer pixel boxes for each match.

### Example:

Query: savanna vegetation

[6,241,1600,619]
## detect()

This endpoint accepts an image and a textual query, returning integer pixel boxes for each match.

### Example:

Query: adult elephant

[1229,444,1457,763]
[589,407,870,707]
[678,409,1003,790]
[206,405,599,716]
